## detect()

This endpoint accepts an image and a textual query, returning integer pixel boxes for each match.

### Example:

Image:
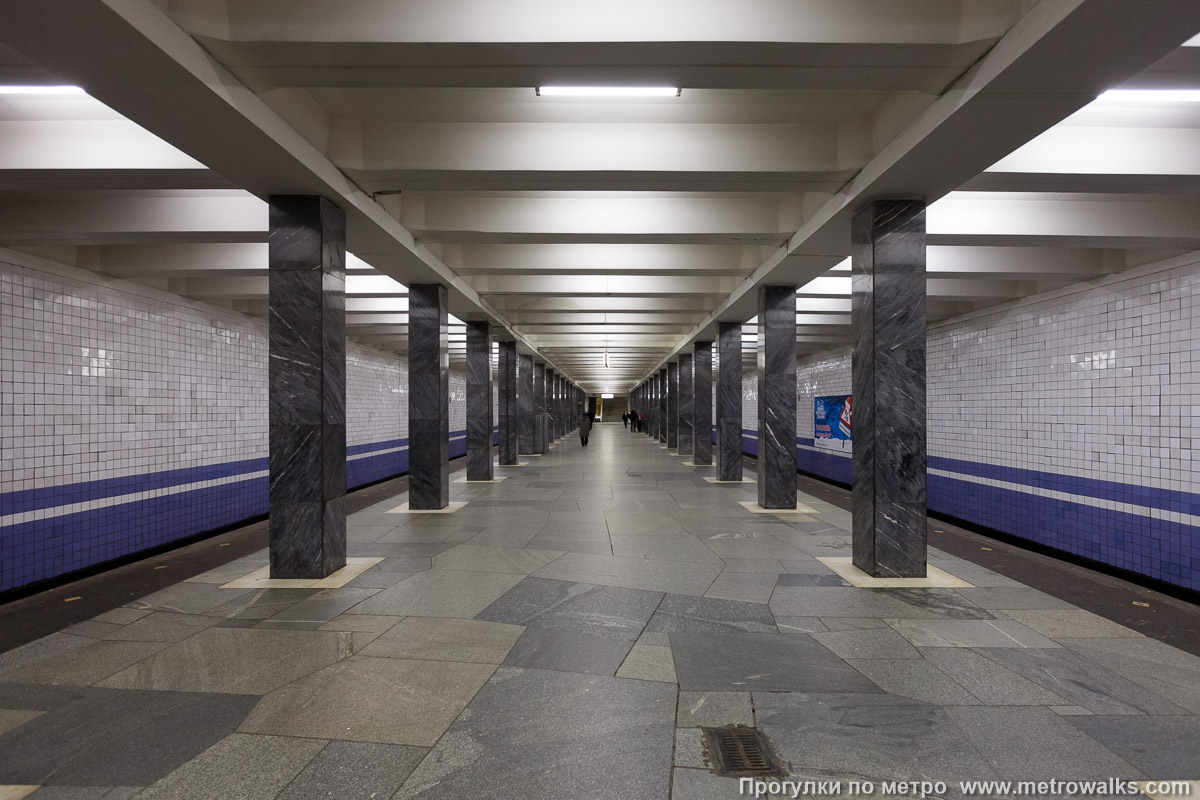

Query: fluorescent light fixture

[0,85,85,95]
[536,86,680,98]
[1097,89,1200,104]
[601,393,614,399]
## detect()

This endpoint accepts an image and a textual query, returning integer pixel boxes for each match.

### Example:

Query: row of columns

[270,193,931,581]
[266,194,585,580]
[630,199,930,579]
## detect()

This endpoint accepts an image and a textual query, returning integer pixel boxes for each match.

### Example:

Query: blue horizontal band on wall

[0,457,269,516]
[0,430,468,593]
[1,476,267,593]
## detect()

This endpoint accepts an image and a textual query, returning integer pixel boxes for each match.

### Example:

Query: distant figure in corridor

[579,411,592,447]
[627,409,637,433]
[622,411,629,428]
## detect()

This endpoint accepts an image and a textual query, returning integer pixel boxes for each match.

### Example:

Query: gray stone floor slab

[0,686,258,787]
[1000,609,1143,639]
[944,707,1144,781]
[919,648,1070,705]
[275,740,427,800]
[359,617,524,664]
[0,640,167,686]
[239,656,495,746]
[135,733,326,800]
[812,628,922,660]
[975,647,1189,715]
[775,573,851,587]
[346,569,524,618]
[675,691,753,727]
[206,588,314,620]
[392,667,676,800]
[344,569,416,589]
[91,608,152,626]
[954,587,1075,611]
[775,616,829,633]
[670,768,749,800]
[503,627,633,675]
[647,595,777,634]
[101,611,220,643]
[703,572,778,603]
[95,627,354,695]
[60,620,124,639]
[609,534,724,565]
[755,693,1001,788]
[846,658,981,705]
[821,617,891,631]
[264,588,380,623]
[771,587,958,619]
[616,643,676,683]
[671,632,880,693]
[0,634,93,675]
[886,618,1061,649]
[1055,636,1200,713]
[128,583,251,615]
[475,577,661,640]
[533,552,721,596]
[719,558,784,573]
[673,728,709,769]
[432,544,564,574]
[1065,715,1200,779]
[0,708,43,737]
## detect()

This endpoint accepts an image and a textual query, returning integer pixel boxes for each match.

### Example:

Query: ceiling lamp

[0,85,85,94]
[536,86,680,97]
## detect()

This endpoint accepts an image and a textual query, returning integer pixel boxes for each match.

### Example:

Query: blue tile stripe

[1,430,469,593]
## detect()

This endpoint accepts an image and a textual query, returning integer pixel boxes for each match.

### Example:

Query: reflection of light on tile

[816,556,974,589]
[452,475,507,483]
[220,557,383,589]
[387,501,469,514]
[738,500,817,514]
[0,786,41,800]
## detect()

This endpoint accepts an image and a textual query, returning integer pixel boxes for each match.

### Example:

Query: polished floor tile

[671,631,879,692]
[393,667,675,800]
[239,656,495,746]
[476,577,662,640]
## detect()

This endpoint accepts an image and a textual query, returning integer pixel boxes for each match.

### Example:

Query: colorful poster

[814,395,852,453]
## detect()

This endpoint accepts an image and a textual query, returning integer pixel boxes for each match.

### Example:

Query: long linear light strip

[536,86,680,97]
[0,85,85,94]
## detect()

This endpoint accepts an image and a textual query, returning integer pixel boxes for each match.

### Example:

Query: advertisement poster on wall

[814,395,852,453]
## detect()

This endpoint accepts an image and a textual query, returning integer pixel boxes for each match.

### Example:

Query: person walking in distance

[622,411,629,429]
[579,411,592,447]
[627,409,637,433]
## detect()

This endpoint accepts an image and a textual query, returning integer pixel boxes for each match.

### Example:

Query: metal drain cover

[701,726,786,778]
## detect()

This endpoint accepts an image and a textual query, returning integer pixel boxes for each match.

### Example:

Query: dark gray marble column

[658,368,668,443]
[534,362,547,453]
[717,322,743,481]
[852,199,929,578]
[466,320,493,481]
[408,284,450,510]
[497,340,518,465]
[518,354,534,454]
[549,369,556,443]
[667,361,679,449]
[268,195,346,579]
[693,342,713,465]
[757,285,798,509]
[678,353,694,459]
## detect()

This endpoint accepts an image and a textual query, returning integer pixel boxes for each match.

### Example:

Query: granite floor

[1,425,1198,799]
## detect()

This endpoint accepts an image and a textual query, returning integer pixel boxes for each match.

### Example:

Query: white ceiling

[1,0,1199,389]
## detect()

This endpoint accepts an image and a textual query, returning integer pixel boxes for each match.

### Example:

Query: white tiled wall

[1,251,268,492]
[796,349,853,440]
[347,343,406,448]
[927,257,1198,489]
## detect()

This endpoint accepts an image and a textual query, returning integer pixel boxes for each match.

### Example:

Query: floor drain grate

[701,726,785,778]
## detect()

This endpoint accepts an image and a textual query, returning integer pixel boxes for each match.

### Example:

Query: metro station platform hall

[2,4,1200,800]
